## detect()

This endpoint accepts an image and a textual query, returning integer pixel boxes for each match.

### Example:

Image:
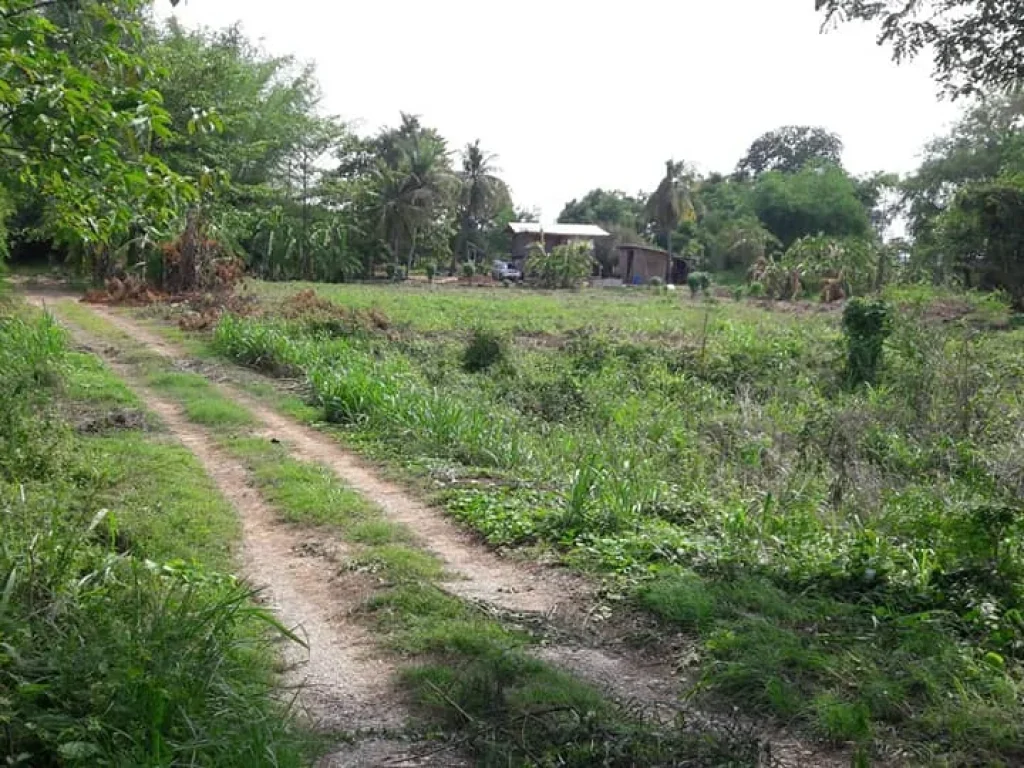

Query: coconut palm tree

[457,140,511,269]
[645,160,698,262]
[374,128,458,272]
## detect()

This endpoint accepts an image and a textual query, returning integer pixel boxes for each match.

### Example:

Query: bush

[385,263,397,280]
[462,328,507,373]
[732,286,746,302]
[649,276,664,288]
[688,271,712,296]
[843,298,891,386]
[526,242,593,289]
[424,262,437,282]
[747,280,766,298]
[393,265,407,282]
[460,262,475,279]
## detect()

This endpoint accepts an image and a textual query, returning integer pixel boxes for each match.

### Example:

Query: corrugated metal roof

[507,222,610,237]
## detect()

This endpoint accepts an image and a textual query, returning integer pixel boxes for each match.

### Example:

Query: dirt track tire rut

[37,297,854,768]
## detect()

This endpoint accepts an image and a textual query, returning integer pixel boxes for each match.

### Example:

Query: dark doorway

[671,258,689,284]
[626,250,635,282]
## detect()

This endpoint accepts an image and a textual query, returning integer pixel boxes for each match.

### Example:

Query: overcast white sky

[158,0,960,222]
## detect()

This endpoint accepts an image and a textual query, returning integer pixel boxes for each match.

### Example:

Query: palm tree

[457,140,511,270]
[645,160,698,263]
[374,130,457,272]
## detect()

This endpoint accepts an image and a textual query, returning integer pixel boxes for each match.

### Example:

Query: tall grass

[208,293,1024,761]
[0,311,308,766]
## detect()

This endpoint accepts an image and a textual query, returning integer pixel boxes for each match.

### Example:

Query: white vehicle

[492,261,523,281]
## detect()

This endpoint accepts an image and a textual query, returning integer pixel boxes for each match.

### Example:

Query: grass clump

[148,371,254,427]
[461,327,506,373]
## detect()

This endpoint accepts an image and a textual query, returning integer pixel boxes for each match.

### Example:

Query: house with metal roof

[617,243,691,285]
[507,222,610,263]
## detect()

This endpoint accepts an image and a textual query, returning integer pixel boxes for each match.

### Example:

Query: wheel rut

[38,296,855,768]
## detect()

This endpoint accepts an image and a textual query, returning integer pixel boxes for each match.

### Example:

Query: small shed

[507,222,610,263]
[618,244,690,285]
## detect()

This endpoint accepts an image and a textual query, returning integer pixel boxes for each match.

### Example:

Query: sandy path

[44,298,854,768]
[28,297,469,767]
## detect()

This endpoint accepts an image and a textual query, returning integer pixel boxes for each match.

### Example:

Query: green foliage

[0,310,306,767]
[462,328,507,373]
[0,1,195,274]
[784,235,878,296]
[937,173,1024,307]
[818,0,1024,99]
[842,298,892,386]
[687,271,711,296]
[737,125,844,176]
[747,280,765,297]
[648,276,664,288]
[752,165,873,248]
[460,261,476,278]
[526,242,594,289]
[201,281,1024,762]
[0,314,67,480]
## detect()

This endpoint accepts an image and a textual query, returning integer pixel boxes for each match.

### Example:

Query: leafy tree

[1,0,194,276]
[559,189,645,231]
[456,140,511,268]
[559,188,648,276]
[737,126,844,176]
[752,165,872,248]
[817,0,1024,99]
[645,161,698,263]
[902,93,1024,280]
[936,174,1024,306]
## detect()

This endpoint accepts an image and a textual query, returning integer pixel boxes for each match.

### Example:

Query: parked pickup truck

[492,261,523,281]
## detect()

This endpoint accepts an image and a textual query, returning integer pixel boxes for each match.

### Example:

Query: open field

[154,280,1024,765]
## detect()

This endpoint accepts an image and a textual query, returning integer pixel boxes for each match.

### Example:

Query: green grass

[148,371,255,426]
[81,433,240,568]
[62,350,142,408]
[250,279,814,336]
[226,436,381,527]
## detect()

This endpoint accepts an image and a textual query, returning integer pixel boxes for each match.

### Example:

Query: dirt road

[30,293,851,768]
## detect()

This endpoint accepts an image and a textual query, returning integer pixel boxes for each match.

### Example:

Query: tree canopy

[737,126,844,176]
[817,0,1024,99]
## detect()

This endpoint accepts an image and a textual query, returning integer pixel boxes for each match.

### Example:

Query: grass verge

[0,306,310,766]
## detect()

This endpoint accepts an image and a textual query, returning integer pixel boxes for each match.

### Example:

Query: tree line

[1,0,1023,304]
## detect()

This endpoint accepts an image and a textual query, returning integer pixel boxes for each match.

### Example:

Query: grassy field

[195,280,1024,764]
[48,297,769,766]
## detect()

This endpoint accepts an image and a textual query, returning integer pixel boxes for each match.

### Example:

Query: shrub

[424,262,437,282]
[747,280,766,298]
[649,276,664,288]
[732,286,746,302]
[393,265,407,282]
[526,242,593,289]
[474,260,489,276]
[687,271,712,296]
[385,263,397,280]
[462,328,507,373]
[460,262,475,279]
[843,298,891,386]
